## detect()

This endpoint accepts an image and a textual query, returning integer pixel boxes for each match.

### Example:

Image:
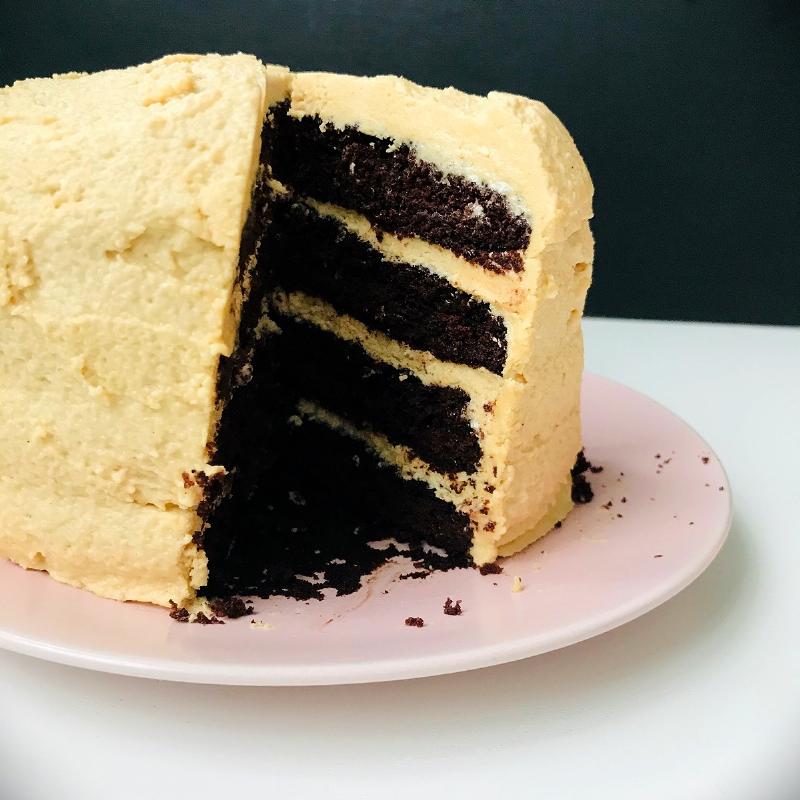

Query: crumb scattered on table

[511,576,524,593]
[405,617,424,628]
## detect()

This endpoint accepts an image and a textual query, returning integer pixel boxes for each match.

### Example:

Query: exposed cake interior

[198,70,594,601]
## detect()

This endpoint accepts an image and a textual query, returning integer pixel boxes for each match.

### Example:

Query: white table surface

[1,318,798,800]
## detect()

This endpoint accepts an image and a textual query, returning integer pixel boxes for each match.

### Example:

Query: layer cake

[0,55,594,608]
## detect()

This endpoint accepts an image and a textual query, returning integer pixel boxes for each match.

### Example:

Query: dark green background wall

[2,1,798,324]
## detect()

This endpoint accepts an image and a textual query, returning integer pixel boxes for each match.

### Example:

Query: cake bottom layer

[201,413,473,600]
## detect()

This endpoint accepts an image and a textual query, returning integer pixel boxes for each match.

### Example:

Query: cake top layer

[287,71,593,255]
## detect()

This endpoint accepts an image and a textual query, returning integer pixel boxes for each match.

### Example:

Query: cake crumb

[399,570,430,581]
[193,611,224,625]
[210,597,254,619]
[511,576,524,593]
[443,597,463,616]
[168,600,190,623]
[405,617,424,628]
[654,554,663,558]
[250,619,272,629]
[479,562,503,575]
[570,450,596,504]
[702,456,710,464]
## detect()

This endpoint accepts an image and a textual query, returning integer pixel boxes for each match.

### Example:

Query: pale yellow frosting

[0,54,269,605]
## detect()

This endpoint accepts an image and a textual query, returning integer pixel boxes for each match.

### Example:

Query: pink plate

[0,374,731,685]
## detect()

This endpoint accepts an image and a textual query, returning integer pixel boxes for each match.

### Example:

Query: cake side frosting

[0,53,269,605]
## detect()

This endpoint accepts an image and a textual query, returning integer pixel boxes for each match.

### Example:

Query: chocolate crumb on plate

[443,597,463,616]
[479,562,503,575]
[193,611,225,625]
[554,521,562,529]
[654,554,663,558]
[399,570,430,581]
[210,597,254,619]
[570,449,597,503]
[702,456,710,464]
[168,601,190,623]
[405,616,424,627]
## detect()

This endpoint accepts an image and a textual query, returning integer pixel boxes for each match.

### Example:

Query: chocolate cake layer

[265,199,508,375]
[198,164,292,538]
[273,313,481,474]
[202,416,473,599]
[268,102,531,272]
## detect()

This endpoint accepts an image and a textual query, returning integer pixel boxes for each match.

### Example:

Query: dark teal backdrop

[2,1,798,324]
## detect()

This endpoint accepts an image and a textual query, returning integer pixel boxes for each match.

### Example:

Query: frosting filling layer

[271,312,481,474]
[264,197,508,374]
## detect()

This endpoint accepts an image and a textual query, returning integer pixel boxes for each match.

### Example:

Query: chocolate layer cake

[0,55,594,608]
